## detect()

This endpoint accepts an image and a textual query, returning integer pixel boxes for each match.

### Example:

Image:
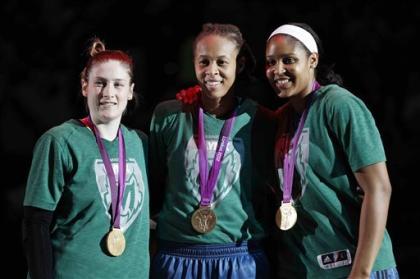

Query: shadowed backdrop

[1,0,419,277]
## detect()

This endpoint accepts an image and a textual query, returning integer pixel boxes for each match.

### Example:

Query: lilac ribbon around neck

[198,107,237,207]
[84,117,126,229]
[282,82,321,203]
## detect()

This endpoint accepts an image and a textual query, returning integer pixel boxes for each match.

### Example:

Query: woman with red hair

[22,38,150,279]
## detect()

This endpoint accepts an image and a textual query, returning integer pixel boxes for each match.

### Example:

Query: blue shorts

[151,240,270,279]
[370,267,399,279]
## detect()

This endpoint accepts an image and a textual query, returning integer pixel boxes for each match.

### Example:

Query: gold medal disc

[191,206,217,233]
[106,228,126,256]
[275,202,297,231]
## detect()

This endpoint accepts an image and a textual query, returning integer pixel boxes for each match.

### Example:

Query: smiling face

[194,34,239,101]
[265,35,318,101]
[82,60,134,125]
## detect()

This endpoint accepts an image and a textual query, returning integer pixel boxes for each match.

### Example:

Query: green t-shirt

[149,98,266,244]
[272,85,396,278]
[24,119,149,279]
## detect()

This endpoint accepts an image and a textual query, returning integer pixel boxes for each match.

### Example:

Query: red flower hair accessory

[176,85,201,104]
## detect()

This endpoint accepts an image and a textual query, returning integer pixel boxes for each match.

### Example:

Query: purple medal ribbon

[83,117,126,229]
[282,82,320,203]
[198,107,237,207]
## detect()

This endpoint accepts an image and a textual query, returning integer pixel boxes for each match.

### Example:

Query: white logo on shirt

[95,158,145,232]
[185,136,242,207]
[277,128,310,199]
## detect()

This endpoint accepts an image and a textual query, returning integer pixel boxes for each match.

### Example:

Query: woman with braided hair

[149,23,271,278]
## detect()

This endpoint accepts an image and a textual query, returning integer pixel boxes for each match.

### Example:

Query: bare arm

[348,162,392,279]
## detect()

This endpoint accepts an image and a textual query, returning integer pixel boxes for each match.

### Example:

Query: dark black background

[2,0,419,277]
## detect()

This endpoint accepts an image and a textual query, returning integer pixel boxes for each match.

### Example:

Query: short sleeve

[326,90,386,171]
[23,132,69,210]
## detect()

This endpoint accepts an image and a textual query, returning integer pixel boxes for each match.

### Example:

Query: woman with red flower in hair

[149,23,272,278]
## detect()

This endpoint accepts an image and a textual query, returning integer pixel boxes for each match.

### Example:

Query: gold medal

[275,202,297,231]
[106,228,126,256]
[191,206,217,233]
